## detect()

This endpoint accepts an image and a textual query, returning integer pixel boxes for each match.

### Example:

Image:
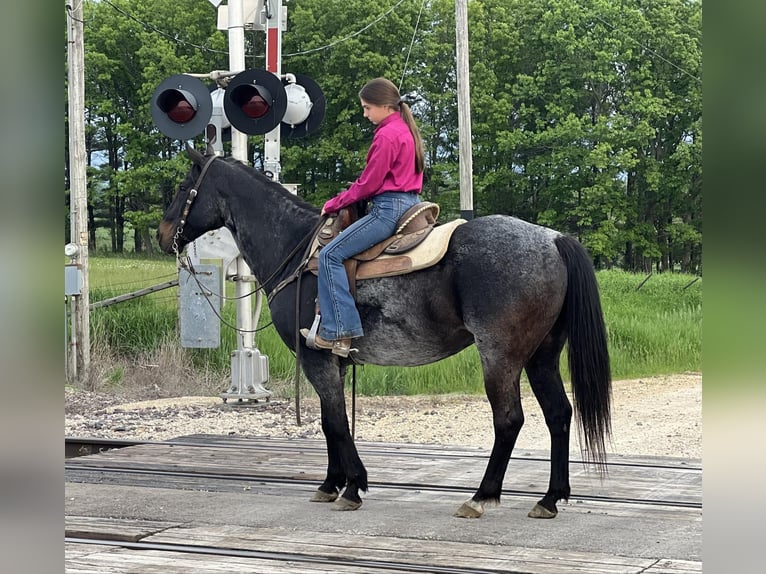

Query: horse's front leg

[303,356,368,510]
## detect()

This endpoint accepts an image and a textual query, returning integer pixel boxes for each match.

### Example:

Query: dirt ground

[66,372,701,459]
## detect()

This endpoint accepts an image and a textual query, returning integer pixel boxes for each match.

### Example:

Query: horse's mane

[219,156,320,214]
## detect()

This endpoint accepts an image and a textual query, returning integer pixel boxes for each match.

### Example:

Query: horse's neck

[222,177,317,286]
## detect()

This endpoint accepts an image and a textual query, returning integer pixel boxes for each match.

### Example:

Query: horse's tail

[555,235,612,474]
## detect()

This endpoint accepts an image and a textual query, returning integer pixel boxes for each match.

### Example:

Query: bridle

[171,154,218,258]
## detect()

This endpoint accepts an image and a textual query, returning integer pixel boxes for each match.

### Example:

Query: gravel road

[65,372,701,459]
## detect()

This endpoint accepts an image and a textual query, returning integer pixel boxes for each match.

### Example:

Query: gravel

[65,372,701,459]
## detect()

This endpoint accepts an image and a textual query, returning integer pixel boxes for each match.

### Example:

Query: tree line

[64,0,702,273]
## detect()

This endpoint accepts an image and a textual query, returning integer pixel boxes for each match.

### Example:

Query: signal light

[281,73,325,138]
[150,71,325,140]
[150,74,213,140]
[224,69,287,135]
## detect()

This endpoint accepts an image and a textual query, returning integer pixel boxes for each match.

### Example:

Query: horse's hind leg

[455,360,525,519]
[524,333,572,519]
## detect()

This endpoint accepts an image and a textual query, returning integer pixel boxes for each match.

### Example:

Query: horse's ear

[185,142,205,165]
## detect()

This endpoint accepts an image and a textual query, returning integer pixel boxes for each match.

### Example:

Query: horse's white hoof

[310,489,339,503]
[331,497,362,511]
[528,503,557,519]
[455,499,484,518]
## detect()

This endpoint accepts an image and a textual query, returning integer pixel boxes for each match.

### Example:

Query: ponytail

[399,101,425,174]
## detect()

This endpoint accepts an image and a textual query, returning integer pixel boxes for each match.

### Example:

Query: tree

[66,0,701,270]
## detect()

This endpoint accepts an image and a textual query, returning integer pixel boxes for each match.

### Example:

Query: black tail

[555,235,612,473]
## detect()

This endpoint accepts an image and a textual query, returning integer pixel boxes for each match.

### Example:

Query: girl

[302,78,425,356]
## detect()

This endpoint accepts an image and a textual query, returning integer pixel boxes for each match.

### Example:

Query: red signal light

[150,75,213,139]
[168,99,196,123]
[231,85,271,119]
[242,94,269,118]
[158,90,198,124]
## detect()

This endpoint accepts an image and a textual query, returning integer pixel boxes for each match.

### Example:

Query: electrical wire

[100,0,228,55]
[399,0,427,92]
[283,0,409,58]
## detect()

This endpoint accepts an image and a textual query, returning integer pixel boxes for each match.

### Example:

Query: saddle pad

[355,218,466,280]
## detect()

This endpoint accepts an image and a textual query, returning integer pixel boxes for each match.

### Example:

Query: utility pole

[455,0,474,220]
[66,0,90,384]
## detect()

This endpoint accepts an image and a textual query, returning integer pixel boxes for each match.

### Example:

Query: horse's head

[157,144,225,254]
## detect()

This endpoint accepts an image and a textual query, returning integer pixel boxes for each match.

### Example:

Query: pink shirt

[323,112,423,214]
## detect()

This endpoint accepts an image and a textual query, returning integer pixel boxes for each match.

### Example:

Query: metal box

[65,265,82,296]
[178,264,221,348]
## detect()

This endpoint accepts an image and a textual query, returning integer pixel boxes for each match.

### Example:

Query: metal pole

[67,0,90,383]
[455,0,474,220]
[263,0,283,180]
[230,0,255,351]
[221,0,270,403]
[228,0,248,163]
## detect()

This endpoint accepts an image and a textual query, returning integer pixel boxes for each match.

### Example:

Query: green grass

[598,270,701,379]
[84,256,701,397]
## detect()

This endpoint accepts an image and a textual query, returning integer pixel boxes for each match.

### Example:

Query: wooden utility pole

[455,0,474,220]
[66,0,90,383]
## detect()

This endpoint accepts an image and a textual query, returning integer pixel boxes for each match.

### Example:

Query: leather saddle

[306,201,465,295]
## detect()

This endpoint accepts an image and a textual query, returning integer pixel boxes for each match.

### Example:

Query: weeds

[78,257,701,398]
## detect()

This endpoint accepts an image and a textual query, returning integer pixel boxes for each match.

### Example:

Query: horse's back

[448,214,565,279]
[446,215,568,333]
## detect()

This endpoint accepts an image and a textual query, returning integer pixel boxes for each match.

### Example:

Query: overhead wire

[399,0,427,92]
[99,0,228,55]
[570,0,702,84]
[282,0,409,58]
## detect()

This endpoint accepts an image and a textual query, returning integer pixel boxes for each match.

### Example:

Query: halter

[171,154,218,258]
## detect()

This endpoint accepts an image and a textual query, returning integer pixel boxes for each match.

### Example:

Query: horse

[158,146,612,519]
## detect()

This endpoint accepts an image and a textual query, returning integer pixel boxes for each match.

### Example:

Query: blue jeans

[317,191,420,340]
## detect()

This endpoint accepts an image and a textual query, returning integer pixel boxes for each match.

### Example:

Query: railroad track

[65,536,526,574]
[66,436,702,573]
[65,437,701,509]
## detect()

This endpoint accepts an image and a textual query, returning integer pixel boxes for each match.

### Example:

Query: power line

[574,1,702,84]
[283,0,409,58]
[399,0,428,92]
[100,0,228,56]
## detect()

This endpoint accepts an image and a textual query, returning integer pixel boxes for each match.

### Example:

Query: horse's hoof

[310,489,339,503]
[455,499,484,518]
[331,497,362,511]
[528,503,557,519]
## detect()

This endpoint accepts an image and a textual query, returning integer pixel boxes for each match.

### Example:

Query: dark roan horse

[158,146,612,519]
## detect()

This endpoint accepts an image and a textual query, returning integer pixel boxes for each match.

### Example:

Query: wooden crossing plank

[643,559,702,573]
[65,544,416,574]
[67,437,701,507]
[66,516,181,542]
[64,519,702,574]
[65,436,702,573]
[145,524,697,574]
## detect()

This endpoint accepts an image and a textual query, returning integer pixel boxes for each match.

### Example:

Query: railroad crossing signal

[223,69,287,135]
[150,71,325,140]
[150,75,214,141]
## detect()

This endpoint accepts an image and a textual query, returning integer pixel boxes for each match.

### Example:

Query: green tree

[67,0,701,270]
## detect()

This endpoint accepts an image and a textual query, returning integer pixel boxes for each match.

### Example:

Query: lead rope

[351,363,357,439]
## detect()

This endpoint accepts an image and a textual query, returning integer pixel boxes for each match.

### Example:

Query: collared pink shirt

[323,112,422,214]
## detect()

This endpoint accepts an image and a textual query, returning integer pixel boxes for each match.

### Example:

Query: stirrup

[300,328,356,357]
[304,314,321,349]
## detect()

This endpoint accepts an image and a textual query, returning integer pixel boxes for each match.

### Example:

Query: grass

[79,255,701,399]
